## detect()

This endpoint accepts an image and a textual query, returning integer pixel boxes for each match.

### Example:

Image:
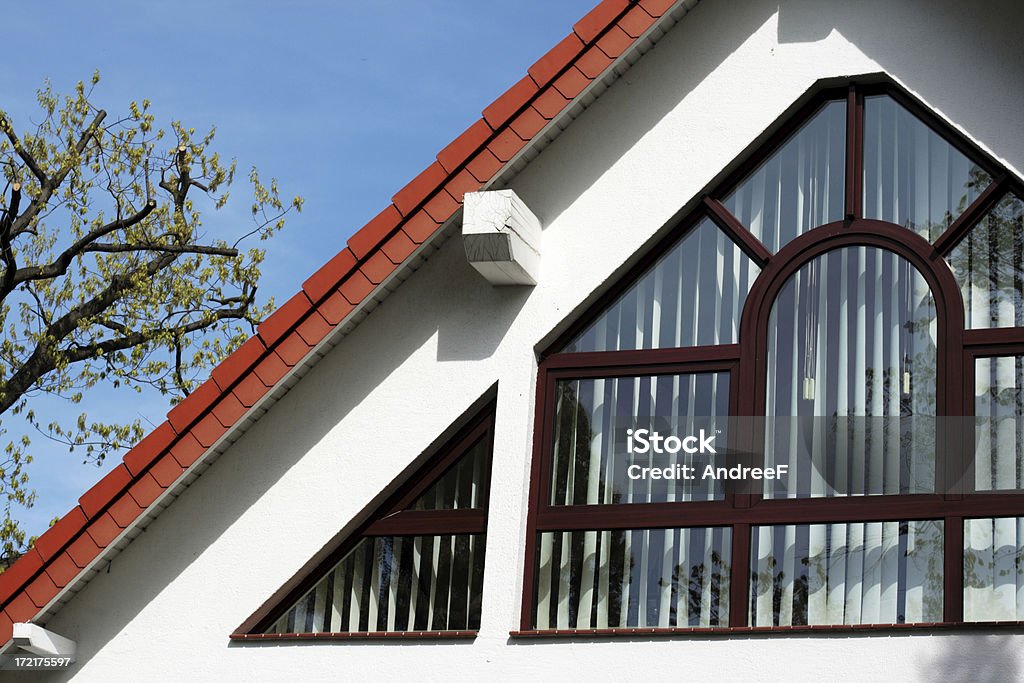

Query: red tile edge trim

[0,0,667,645]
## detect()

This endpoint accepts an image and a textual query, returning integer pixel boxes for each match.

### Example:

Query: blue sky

[2,1,596,539]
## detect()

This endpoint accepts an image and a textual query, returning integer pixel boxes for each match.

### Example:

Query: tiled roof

[0,0,687,643]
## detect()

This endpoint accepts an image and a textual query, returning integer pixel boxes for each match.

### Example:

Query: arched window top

[553,84,1014,357]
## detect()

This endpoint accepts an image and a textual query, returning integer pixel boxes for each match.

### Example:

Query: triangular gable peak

[0,0,696,645]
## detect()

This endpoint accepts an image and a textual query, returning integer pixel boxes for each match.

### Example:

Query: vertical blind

[410,438,488,510]
[534,527,731,629]
[975,355,1024,491]
[765,246,938,497]
[551,372,730,506]
[722,99,845,253]
[563,219,758,352]
[750,520,944,626]
[863,95,990,242]
[269,534,485,634]
[964,517,1024,621]
[948,193,1024,329]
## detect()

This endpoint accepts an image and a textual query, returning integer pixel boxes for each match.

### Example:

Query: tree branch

[81,242,238,257]
[1,183,22,293]
[0,118,47,184]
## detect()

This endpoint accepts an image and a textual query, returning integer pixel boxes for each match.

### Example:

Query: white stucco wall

[21,0,1024,680]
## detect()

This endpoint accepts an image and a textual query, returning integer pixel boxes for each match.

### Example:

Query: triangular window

[235,402,494,638]
[562,218,760,352]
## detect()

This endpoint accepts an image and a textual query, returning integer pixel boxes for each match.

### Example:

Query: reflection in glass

[974,356,1024,491]
[722,99,845,253]
[948,193,1024,329]
[534,527,730,629]
[765,247,938,497]
[551,373,730,505]
[863,95,991,241]
[964,517,1024,621]
[562,218,759,352]
[268,534,485,633]
[750,520,943,626]
[409,437,488,510]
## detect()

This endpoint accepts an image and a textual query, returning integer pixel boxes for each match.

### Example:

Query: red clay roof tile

[191,413,229,449]
[437,119,493,173]
[0,612,12,645]
[401,211,442,244]
[253,351,290,386]
[212,392,247,428]
[67,533,102,569]
[483,76,540,129]
[318,291,356,326]
[445,169,482,204]
[639,0,676,17]
[256,292,314,348]
[618,4,657,38]
[25,572,59,609]
[577,45,614,78]
[169,433,205,469]
[45,553,80,589]
[302,248,359,302]
[0,549,43,605]
[85,513,122,547]
[489,128,529,163]
[5,593,36,623]
[340,270,375,306]
[295,310,332,347]
[123,421,176,477]
[233,373,271,408]
[128,473,164,508]
[78,465,132,520]
[392,162,447,216]
[360,251,397,285]
[108,495,144,529]
[274,333,312,367]
[347,205,402,259]
[150,454,187,488]
[533,87,571,119]
[381,230,417,264]
[553,66,592,100]
[422,189,460,223]
[33,507,87,562]
[597,24,634,59]
[529,33,586,87]
[574,0,630,42]
[166,379,223,434]
[510,107,550,140]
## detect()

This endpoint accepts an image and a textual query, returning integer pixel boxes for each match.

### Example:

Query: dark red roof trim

[0,0,677,643]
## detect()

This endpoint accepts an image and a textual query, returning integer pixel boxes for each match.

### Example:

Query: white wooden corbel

[462,190,541,285]
[11,623,76,662]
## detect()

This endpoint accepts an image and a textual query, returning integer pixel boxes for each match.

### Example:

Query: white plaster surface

[20,1,1024,680]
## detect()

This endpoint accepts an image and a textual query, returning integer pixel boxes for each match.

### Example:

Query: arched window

[519,80,1024,634]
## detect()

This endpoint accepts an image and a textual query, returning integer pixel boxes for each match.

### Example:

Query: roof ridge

[0,0,685,643]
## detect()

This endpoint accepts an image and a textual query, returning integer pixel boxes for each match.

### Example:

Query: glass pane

[948,193,1024,329]
[721,99,845,252]
[964,517,1024,621]
[750,520,944,626]
[551,372,730,505]
[408,437,488,510]
[765,246,938,498]
[268,534,485,633]
[863,95,991,241]
[534,527,731,629]
[562,218,759,352]
[974,356,1024,491]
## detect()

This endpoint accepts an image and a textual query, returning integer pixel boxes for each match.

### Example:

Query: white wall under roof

[32,0,1024,680]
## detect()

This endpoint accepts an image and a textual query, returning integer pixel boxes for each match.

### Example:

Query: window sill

[230,630,477,641]
[510,622,1024,638]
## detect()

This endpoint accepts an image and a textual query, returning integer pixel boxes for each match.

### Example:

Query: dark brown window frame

[233,398,496,640]
[518,78,1024,636]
